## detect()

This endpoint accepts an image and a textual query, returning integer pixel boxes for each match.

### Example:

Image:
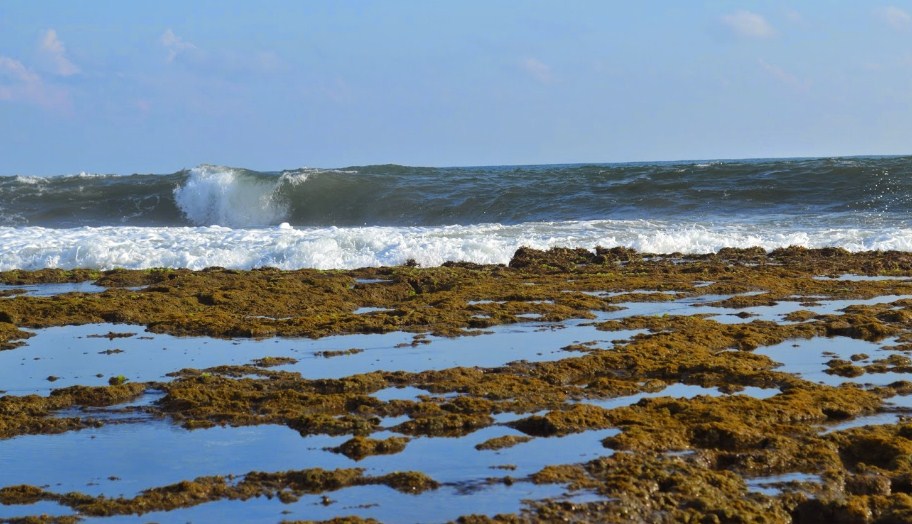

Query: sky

[1,1,912,175]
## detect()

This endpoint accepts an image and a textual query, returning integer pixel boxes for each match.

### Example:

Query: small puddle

[354,307,395,315]
[813,275,912,282]
[283,321,645,381]
[53,390,166,423]
[598,294,912,326]
[491,410,547,424]
[578,383,779,411]
[2,423,348,498]
[755,336,906,387]
[102,482,598,524]
[746,472,821,496]
[885,394,912,409]
[366,426,618,484]
[807,295,912,315]
[1,321,645,399]
[596,294,746,320]
[0,500,75,520]
[0,324,313,395]
[371,386,435,402]
[820,412,905,434]
[377,414,411,428]
[584,290,678,298]
[0,281,106,297]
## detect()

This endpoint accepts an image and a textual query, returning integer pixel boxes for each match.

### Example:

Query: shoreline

[3,247,912,521]
[5,219,912,272]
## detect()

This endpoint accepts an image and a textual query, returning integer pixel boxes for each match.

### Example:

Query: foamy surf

[3,157,912,270]
[3,220,912,271]
[172,165,293,227]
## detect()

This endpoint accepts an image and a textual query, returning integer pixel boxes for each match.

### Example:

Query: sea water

[2,156,912,270]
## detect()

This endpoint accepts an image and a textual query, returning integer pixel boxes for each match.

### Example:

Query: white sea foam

[13,176,44,185]
[171,165,356,227]
[2,220,912,271]
[172,165,290,227]
[278,171,311,186]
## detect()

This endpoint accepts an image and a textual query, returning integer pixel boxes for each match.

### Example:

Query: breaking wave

[3,156,912,269]
[1,156,910,228]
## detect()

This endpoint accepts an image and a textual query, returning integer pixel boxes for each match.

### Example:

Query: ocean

[1,156,910,270]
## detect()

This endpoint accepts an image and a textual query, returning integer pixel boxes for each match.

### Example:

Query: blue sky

[1,1,911,174]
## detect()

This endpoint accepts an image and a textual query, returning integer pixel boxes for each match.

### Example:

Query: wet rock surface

[4,248,912,521]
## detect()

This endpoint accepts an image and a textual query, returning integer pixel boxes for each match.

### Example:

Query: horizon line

[5,152,910,177]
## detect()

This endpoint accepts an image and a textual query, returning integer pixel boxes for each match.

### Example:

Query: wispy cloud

[520,57,553,84]
[758,59,810,92]
[0,56,39,103]
[158,29,284,76]
[0,56,71,111]
[160,29,198,63]
[721,11,775,39]
[875,6,912,30]
[39,29,80,76]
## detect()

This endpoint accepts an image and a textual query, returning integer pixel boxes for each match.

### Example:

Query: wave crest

[4,156,912,228]
[173,165,292,227]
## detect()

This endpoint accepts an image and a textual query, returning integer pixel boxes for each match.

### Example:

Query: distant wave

[1,156,911,229]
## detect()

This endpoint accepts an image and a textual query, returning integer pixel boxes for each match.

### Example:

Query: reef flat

[4,247,912,522]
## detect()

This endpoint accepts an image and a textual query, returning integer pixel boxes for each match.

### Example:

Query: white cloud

[158,29,287,77]
[758,59,810,92]
[721,11,775,38]
[0,56,40,85]
[520,57,553,84]
[39,29,80,76]
[0,56,71,111]
[160,29,198,63]
[875,6,912,30]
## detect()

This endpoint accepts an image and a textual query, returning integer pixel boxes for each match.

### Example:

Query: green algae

[2,248,912,347]
[0,515,80,524]
[329,436,410,460]
[475,435,533,451]
[0,321,32,351]
[251,356,299,368]
[527,452,794,523]
[283,518,381,524]
[0,382,146,439]
[0,269,102,286]
[314,348,364,358]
